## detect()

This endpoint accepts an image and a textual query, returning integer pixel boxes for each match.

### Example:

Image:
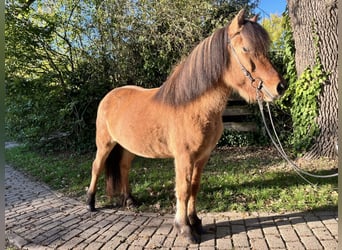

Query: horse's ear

[229,9,245,34]
[250,14,259,22]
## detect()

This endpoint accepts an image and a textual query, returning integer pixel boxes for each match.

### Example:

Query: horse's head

[224,9,286,102]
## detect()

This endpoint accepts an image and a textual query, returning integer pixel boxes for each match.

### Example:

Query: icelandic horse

[86,9,285,243]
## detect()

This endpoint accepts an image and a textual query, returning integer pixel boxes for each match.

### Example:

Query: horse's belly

[107,99,173,158]
[115,125,173,159]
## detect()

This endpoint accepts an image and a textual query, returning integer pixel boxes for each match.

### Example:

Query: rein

[228,39,338,186]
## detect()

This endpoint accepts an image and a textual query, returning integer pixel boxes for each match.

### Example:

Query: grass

[5,145,337,214]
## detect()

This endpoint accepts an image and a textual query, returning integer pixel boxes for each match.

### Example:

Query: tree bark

[287,0,338,158]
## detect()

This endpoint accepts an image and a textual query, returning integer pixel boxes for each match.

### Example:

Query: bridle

[227,36,338,186]
[227,37,276,101]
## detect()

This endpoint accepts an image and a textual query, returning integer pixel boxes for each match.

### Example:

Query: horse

[86,9,286,243]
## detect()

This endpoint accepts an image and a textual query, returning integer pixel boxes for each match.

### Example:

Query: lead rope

[257,93,338,187]
[228,39,338,185]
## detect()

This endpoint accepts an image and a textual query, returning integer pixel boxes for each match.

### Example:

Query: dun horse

[87,9,285,243]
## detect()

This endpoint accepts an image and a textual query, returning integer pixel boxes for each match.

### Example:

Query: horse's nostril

[277,82,287,95]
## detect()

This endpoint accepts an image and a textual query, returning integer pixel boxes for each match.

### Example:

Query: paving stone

[216,225,230,238]
[162,237,175,247]
[245,217,259,227]
[72,241,89,249]
[139,225,157,237]
[107,221,128,234]
[307,220,325,229]
[262,224,278,235]
[325,223,338,237]
[216,236,233,249]
[145,234,166,248]
[100,236,126,250]
[278,227,300,242]
[147,217,164,227]
[95,230,116,243]
[200,246,216,250]
[312,227,335,241]
[200,232,215,247]
[231,224,245,234]
[173,235,190,247]
[154,224,172,237]
[6,232,29,249]
[83,241,104,250]
[130,235,149,247]
[130,215,149,226]
[320,239,338,249]
[294,224,314,237]
[232,232,249,248]
[247,226,264,239]
[285,241,305,250]
[24,243,55,250]
[59,236,85,249]
[300,236,323,249]
[250,238,268,249]
[4,164,338,250]
[78,226,100,239]
[265,234,286,249]
[117,224,139,238]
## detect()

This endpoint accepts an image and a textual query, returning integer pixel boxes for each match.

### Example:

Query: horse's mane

[154,20,270,106]
[241,20,270,56]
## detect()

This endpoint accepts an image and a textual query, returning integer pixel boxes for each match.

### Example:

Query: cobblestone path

[5,164,338,249]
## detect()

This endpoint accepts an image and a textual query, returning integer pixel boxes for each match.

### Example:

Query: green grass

[5,145,337,213]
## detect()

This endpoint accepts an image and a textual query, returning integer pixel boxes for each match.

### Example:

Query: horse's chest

[179,114,223,148]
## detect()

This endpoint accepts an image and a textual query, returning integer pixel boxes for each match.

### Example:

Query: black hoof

[86,193,96,212]
[175,221,201,244]
[86,204,97,212]
[189,215,203,235]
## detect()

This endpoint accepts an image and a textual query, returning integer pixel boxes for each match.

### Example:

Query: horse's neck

[194,83,231,116]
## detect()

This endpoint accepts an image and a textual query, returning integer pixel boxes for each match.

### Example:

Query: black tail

[105,144,123,198]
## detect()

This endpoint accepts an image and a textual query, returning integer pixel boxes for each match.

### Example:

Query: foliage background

[6,1,329,155]
[6,0,260,153]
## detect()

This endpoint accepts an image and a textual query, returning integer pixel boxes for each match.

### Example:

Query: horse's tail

[105,144,123,198]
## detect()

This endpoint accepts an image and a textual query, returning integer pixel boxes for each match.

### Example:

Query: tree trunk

[287,0,338,158]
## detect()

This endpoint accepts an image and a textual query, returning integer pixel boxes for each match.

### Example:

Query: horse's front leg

[87,145,113,211]
[174,156,199,244]
[187,157,209,236]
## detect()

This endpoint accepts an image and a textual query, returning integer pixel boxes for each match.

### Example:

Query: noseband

[227,38,275,101]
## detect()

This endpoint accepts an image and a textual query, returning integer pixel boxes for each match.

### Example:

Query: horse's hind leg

[119,149,136,207]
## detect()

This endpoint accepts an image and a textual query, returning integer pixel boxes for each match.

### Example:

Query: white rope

[257,97,338,186]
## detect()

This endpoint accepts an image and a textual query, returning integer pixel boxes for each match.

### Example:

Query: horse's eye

[242,47,249,53]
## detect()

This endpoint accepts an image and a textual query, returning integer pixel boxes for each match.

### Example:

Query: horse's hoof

[175,221,201,244]
[189,215,203,235]
[125,197,135,207]
[121,194,137,208]
[184,233,200,244]
[86,204,97,212]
